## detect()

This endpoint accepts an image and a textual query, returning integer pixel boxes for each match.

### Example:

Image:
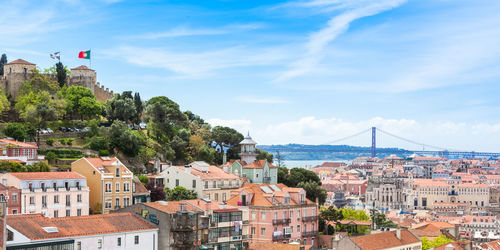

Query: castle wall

[94,82,114,102]
[1,73,33,99]
[69,69,96,92]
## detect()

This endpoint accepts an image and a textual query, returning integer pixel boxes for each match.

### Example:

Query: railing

[302,231,318,237]
[302,216,318,222]
[114,205,120,209]
[272,218,291,225]
[272,234,291,241]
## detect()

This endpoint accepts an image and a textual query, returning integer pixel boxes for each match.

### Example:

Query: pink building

[0,139,38,164]
[226,183,318,247]
[0,183,21,214]
[0,172,90,218]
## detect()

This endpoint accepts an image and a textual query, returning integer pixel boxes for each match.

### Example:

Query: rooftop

[71,65,94,71]
[9,172,85,180]
[350,229,420,250]
[5,59,35,65]
[7,212,156,240]
[0,139,37,148]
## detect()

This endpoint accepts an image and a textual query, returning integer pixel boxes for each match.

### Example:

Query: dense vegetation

[0,55,273,173]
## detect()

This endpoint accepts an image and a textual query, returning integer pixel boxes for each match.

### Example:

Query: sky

[2,0,500,152]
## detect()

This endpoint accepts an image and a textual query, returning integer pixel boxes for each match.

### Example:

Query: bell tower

[239,132,258,163]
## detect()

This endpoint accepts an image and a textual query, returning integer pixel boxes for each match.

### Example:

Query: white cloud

[213,116,500,152]
[276,0,407,81]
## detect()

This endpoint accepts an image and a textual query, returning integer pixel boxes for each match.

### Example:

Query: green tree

[277,166,288,183]
[0,161,27,172]
[3,123,27,141]
[297,180,327,204]
[60,86,100,119]
[24,102,58,145]
[0,54,6,75]
[46,151,57,161]
[107,121,144,156]
[256,148,273,163]
[211,126,244,152]
[133,92,143,125]
[275,150,285,167]
[319,206,344,234]
[165,186,198,201]
[0,89,9,114]
[282,167,321,187]
[55,62,67,87]
[138,175,149,185]
[422,235,453,250]
[87,119,100,137]
[146,96,187,143]
[106,95,137,123]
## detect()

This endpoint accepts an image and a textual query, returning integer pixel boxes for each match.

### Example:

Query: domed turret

[239,132,258,163]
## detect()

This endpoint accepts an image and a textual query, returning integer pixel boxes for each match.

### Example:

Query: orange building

[71,157,133,214]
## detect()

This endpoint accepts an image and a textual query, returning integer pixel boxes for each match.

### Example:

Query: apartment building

[0,172,89,217]
[6,212,158,250]
[0,183,21,215]
[150,161,241,203]
[226,183,318,247]
[71,157,133,214]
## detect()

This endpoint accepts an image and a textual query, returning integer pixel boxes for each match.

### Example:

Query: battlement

[0,59,114,102]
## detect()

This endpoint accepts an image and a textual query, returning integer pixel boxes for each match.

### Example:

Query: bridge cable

[376,128,460,151]
[322,128,372,145]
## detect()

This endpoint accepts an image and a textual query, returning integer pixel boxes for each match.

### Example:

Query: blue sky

[2,0,500,151]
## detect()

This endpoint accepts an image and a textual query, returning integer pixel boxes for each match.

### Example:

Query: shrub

[45,152,57,161]
[138,175,149,185]
[98,149,110,156]
[88,136,108,151]
[3,123,27,141]
[66,138,74,146]
[46,138,55,146]
[58,138,66,145]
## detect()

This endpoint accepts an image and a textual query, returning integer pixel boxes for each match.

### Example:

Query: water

[276,159,350,169]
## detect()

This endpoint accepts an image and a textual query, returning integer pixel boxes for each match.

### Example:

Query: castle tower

[239,132,258,163]
[69,65,96,92]
[1,59,36,99]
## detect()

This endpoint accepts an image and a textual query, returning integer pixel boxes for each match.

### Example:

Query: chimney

[185,165,191,174]
[396,229,401,240]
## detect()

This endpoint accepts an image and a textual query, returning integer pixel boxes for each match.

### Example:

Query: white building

[6,212,158,250]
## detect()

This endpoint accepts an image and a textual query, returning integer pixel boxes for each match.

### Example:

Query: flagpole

[90,48,92,69]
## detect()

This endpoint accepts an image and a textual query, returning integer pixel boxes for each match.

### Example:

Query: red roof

[9,172,85,180]
[7,213,156,240]
[0,139,37,148]
[5,59,35,65]
[243,160,277,169]
[350,229,420,250]
[71,65,94,71]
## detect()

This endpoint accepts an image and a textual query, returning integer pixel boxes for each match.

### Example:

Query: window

[256,173,259,178]
[251,227,256,235]
[134,235,139,245]
[261,212,266,220]
[105,183,112,193]
[65,182,69,191]
[290,211,293,218]
[213,181,216,188]
[117,237,122,246]
[193,180,196,188]
[54,210,59,218]
[291,226,293,233]
[29,183,33,192]
[215,193,219,201]
[66,194,71,207]
[303,209,306,217]
[12,210,17,214]
[54,195,59,204]
[205,181,209,189]
[30,196,35,204]
[124,182,130,192]
[76,181,80,190]
[116,167,120,177]
[42,196,47,208]
[176,179,179,186]
[251,211,256,220]
[297,224,301,232]
[12,193,17,203]
[7,229,13,241]
[124,197,130,207]
[77,194,82,203]
[115,198,120,208]
[77,241,81,250]
[98,239,102,249]
[261,227,266,236]
[41,182,46,191]
[223,193,226,202]
[116,182,120,193]
[274,212,278,220]
[105,199,112,209]
[66,209,70,217]
[77,209,82,216]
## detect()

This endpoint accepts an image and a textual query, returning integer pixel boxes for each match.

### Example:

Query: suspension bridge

[317,127,500,159]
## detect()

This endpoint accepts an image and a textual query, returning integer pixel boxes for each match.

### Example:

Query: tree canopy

[165,186,198,201]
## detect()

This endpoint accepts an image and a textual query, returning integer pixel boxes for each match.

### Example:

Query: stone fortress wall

[0,59,114,102]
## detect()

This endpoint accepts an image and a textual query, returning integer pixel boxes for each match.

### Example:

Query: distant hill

[257,144,411,161]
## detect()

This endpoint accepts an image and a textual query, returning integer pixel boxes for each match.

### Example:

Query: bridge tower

[371,127,376,158]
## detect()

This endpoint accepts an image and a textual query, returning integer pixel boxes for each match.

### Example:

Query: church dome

[240,132,257,145]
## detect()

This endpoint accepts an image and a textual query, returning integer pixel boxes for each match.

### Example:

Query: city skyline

[2,0,500,151]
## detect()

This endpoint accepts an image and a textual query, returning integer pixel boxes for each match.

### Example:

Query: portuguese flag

[78,50,90,59]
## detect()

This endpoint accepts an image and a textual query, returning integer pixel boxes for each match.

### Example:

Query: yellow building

[71,157,133,214]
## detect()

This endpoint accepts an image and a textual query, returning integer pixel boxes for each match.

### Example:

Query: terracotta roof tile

[133,177,149,195]
[9,172,85,180]
[243,160,277,169]
[7,213,156,240]
[5,59,35,65]
[71,65,94,71]
[350,229,420,250]
[0,139,37,148]
[144,201,203,214]
[176,165,240,180]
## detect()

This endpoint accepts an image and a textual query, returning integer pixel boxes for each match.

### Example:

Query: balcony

[302,231,318,237]
[272,234,291,241]
[448,191,459,196]
[114,205,121,210]
[302,216,318,222]
[272,218,291,225]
